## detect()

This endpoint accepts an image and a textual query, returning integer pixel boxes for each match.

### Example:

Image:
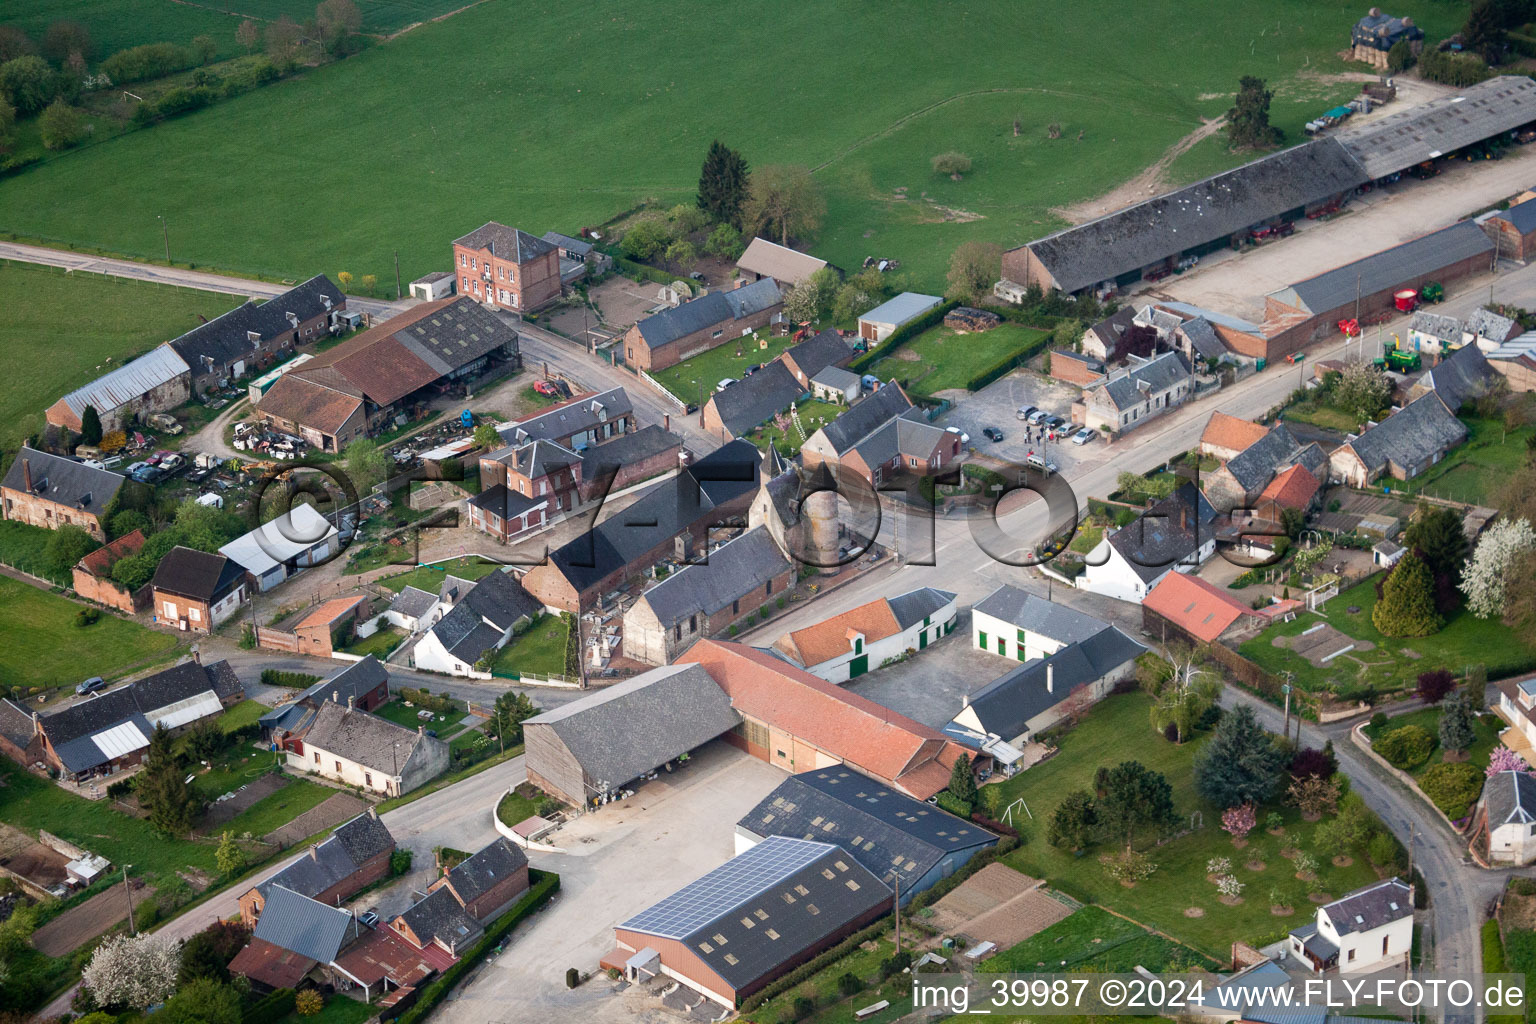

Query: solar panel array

[621,836,835,939]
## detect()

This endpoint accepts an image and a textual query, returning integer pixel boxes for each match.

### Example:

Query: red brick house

[622,279,783,372]
[1049,349,1105,387]
[453,222,562,312]
[1483,196,1536,261]
[426,838,529,921]
[151,546,251,633]
[73,529,150,614]
[799,384,960,488]
[0,698,43,768]
[238,809,396,925]
[1,447,125,542]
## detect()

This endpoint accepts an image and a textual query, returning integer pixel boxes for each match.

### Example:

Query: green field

[870,322,1049,393]
[992,693,1386,959]
[750,398,843,456]
[491,613,569,679]
[980,905,1215,973]
[377,556,504,592]
[1389,416,1534,506]
[0,0,1463,294]
[649,329,804,407]
[0,576,181,694]
[1238,576,1536,695]
[0,260,238,454]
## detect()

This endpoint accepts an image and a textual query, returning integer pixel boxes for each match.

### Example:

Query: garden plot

[1274,621,1374,668]
[924,862,1075,950]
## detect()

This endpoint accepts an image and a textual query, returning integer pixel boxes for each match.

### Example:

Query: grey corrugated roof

[253,885,359,963]
[454,222,556,262]
[709,362,804,436]
[736,769,996,896]
[637,527,790,626]
[526,663,740,788]
[886,588,955,629]
[496,387,634,446]
[1271,221,1493,315]
[811,366,860,390]
[2,446,123,513]
[1337,76,1536,180]
[1224,424,1302,493]
[1409,311,1460,342]
[972,585,1113,643]
[1485,769,1536,828]
[1107,483,1217,585]
[1495,195,1536,235]
[170,275,341,372]
[1337,393,1467,475]
[1092,351,1190,411]
[56,345,191,419]
[1322,878,1412,935]
[815,385,914,455]
[1018,139,1367,294]
[635,280,782,350]
[619,836,890,991]
[1417,343,1499,411]
[444,837,527,904]
[859,292,942,328]
[945,626,1146,746]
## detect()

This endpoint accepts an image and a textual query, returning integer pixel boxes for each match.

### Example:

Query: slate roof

[429,603,506,662]
[783,329,854,381]
[1201,412,1270,455]
[1409,311,1461,342]
[1016,139,1367,294]
[848,411,946,469]
[150,546,246,603]
[858,292,942,328]
[1089,351,1190,411]
[944,627,1147,746]
[1464,307,1522,344]
[577,425,681,477]
[709,362,804,436]
[169,275,342,373]
[54,345,191,421]
[298,702,431,775]
[1143,572,1256,643]
[1415,343,1499,412]
[814,385,915,456]
[775,589,955,668]
[1106,483,1217,585]
[504,439,581,480]
[1494,195,1536,235]
[443,837,528,904]
[497,387,634,446]
[252,884,360,963]
[637,527,791,627]
[1336,393,1467,475]
[541,230,593,257]
[396,885,482,952]
[2,446,123,513]
[292,297,516,407]
[972,585,1115,644]
[635,279,782,351]
[1321,879,1413,935]
[301,657,389,709]
[387,586,439,622]
[525,663,740,789]
[1270,221,1493,315]
[0,698,35,752]
[1485,770,1536,828]
[1337,76,1536,179]
[618,836,890,993]
[736,769,997,896]
[887,587,956,630]
[1224,424,1303,494]
[812,366,861,392]
[1084,306,1139,357]
[737,238,828,287]
[1178,316,1226,361]
[257,809,394,902]
[464,484,545,523]
[544,441,760,594]
[454,222,557,263]
[450,565,543,631]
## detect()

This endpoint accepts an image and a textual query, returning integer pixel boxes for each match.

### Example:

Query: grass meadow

[0,576,182,694]
[0,0,1463,294]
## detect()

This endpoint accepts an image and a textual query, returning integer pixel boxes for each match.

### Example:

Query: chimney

[333,690,341,705]
[309,845,320,863]
[1046,663,1054,694]
[367,806,378,820]
[347,694,356,710]
[32,711,41,738]
[664,413,670,432]
[418,724,424,737]
[190,645,201,665]
[21,458,31,494]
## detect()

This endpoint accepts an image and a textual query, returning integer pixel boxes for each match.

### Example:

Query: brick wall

[75,567,146,614]
[2,488,107,541]
[453,244,562,312]
[623,301,782,372]
[1000,246,1058,292]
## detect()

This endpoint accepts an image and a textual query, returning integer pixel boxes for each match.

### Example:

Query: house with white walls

[1288,879,1413,974]
[1483,769,1536,866]
[770,588,957,683]
[1078,483,1216,604]
[971,584,1124,662]
[410,571,542,677]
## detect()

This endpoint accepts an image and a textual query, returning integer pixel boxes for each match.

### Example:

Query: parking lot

[936,369,1103,475]
[439,741,785,1024]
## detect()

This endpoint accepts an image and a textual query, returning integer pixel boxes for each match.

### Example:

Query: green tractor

[1382,347,1422,373]
[1419,282,1444,304]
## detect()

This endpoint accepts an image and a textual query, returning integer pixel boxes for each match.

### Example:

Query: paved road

[0,240,408,322]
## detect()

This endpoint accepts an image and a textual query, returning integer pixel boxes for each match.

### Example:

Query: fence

[634,365,688,412]
[1206,641,1294,709]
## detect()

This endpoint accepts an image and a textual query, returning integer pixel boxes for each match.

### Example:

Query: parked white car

[945,426,970,444]
[1071,427,1096,445]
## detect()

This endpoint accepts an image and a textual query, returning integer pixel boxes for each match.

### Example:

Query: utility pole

[123,864,136,935]
[394,251,402,301]
[157,215,170,263]
[1281,680,1292,742]
[886,871,901,953]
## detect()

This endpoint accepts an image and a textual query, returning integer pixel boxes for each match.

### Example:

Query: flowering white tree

[1461,518,1536,619]
[81,933,181,1009]
[1205,857,1232,876]
[1216,875,1246,898]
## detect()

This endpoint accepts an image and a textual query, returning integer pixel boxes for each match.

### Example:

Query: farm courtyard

[0,0,1464,293]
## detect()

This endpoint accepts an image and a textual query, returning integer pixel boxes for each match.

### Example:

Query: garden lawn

[992,693,1385,960]
[373,697,463,729]
[749,937,909,1024]
[649,329,803,407]
[0,1,1462,294]
[0,576,181,695]
[220,776,334,837]
[869,323,1049,393]
[749,399,844,457]
[1390,416,1535,506]
[495,787,538,830]
[340,626,406,660]
[1362,707,1504,774]
[979,905,1215,973]
[1238,576,1536,695]
[1280,399,1359,436]
[491,613,570,679]
[217,698,274,733]
[275,994,374,1024]
[0,262,236,457]
[377,557,504,592]
[1068,521,1103,555]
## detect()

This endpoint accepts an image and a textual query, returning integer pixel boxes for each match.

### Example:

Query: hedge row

[965,328,1056,392]
[847,300,960,375]
[259,670,320,689]
[385,870,560,1024]
[241,988,295,1024]
[613,256,687,290]
[737,917,892,1013]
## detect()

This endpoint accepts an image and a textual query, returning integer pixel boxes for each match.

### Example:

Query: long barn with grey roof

[623,278,783,372]
[1327,393,1467,487]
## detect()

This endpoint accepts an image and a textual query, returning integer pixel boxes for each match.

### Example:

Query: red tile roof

[1142,572,1255,644]
[1258,464,1320,510]
[77,529,145,577]
[296,596,366,631]
[229,937,317,989]
[1200,412,1268,455]
[774,597,902,667]
[677,640,969,800]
